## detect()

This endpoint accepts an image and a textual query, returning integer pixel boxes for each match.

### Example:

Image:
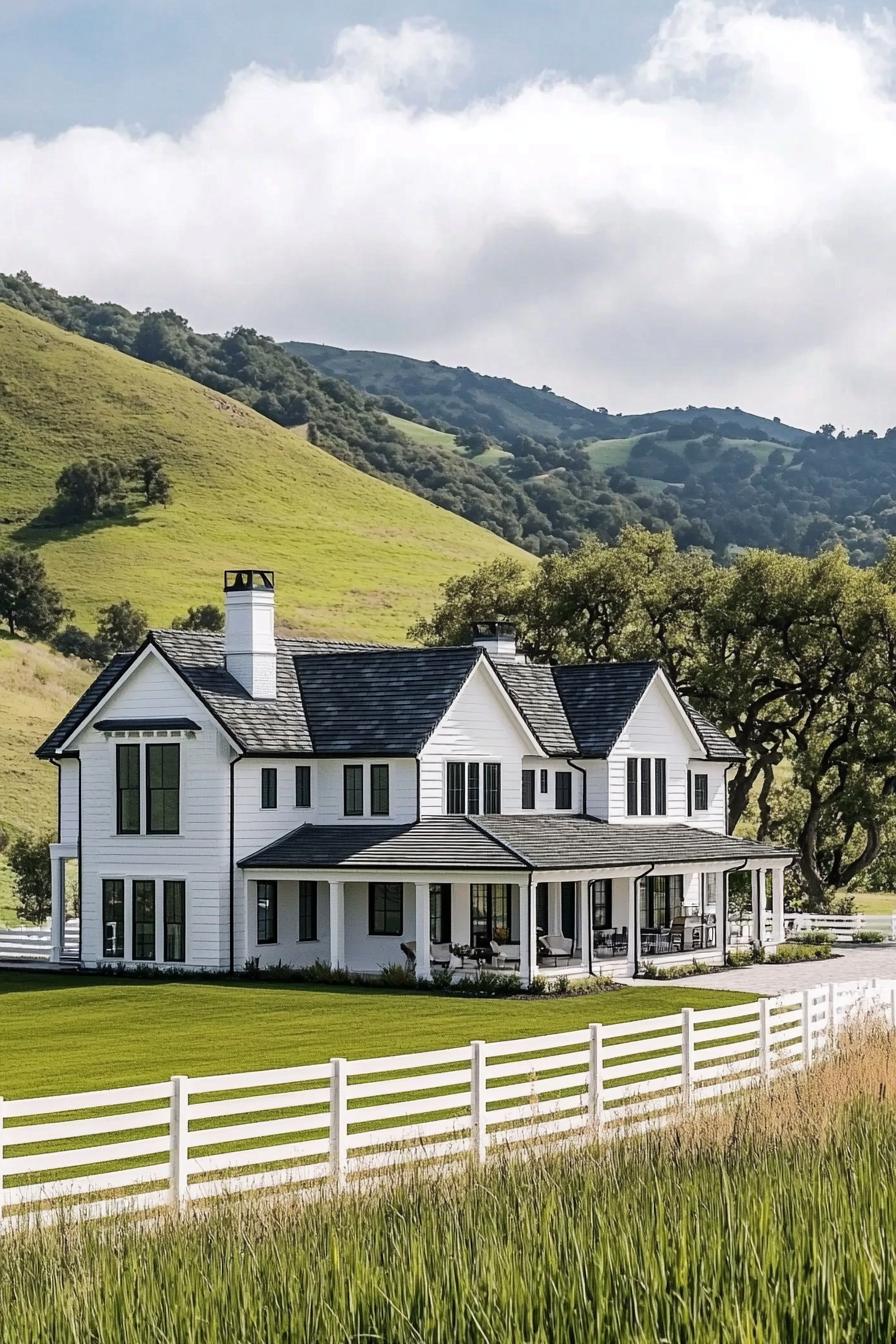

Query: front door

[470,884,511,949]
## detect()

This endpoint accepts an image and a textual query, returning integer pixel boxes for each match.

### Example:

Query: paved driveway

[626,945,896,994]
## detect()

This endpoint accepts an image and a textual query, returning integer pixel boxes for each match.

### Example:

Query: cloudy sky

[1,0,895,430]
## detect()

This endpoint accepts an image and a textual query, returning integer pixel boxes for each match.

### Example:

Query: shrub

[790,929,835,947]
[447,970,521,997]
[430,967,455,991]
[379,963,419,989]
[768,943,837,964]
[642,960,715,981]
[5,831,53,923]
[726,949,753,968]
[853,930,886,944]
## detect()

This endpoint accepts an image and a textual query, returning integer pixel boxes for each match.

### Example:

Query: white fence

[0,920,79,961]
[791,913,896,941]
[1,978,894,1233]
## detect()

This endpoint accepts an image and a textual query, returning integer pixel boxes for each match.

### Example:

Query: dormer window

[446,761,500,815]
[627,757,666,817]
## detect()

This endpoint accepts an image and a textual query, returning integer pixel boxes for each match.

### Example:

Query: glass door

[470,884,511,949]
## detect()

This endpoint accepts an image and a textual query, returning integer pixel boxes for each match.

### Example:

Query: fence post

[828,982,837,1048]
[890,985,896,1032]
[758,999,771,1081]
[681,1009,695,1108]
[588,1023,604,1134]
[330,1057,348,1191]
[801,988,812,1069]
[170,1075,189,1208]
[471,1040,487,1163]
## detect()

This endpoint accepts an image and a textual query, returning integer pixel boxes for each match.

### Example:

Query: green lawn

[0,973,755,1100]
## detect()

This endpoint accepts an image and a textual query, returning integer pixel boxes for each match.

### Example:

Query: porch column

[751,868,763,943]
[577,879,590,968]
[49,848,64,963]
[771,867,785,946]
[329,879,345,969]
[520,878,538,987]
[414,882,430,980]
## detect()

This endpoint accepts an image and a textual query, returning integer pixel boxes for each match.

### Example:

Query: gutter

[721,857,749,960]
[567,758,587,816]
[631,862,656,978]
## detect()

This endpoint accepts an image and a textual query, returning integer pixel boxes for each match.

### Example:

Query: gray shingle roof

[38,630,741,764]
[238,814,795,871]
[295,647,479,754]
[239,818,522,870]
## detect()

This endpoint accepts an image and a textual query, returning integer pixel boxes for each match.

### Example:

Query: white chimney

[224,570,277,699]
[471,620,519,662]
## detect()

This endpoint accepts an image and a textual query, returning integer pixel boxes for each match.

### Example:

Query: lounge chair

[537,933,574,966]
[489,940,521,969]
[400,940,416,968]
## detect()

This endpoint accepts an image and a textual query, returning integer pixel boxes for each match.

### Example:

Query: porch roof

[238,814,795,872]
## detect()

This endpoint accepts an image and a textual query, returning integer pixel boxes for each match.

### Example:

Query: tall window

[446,762,466,815]
[639,874,684,928]
[555,771,572,810]
[102,878,124,958]
[654,759,667,816]
[521,769,535,810]
[626,758,638,815]
[132,879,156,960]
[163,880,186,962]
[483,763,501,815]
[640,758,652,816]
[298,880,317,941]
[257,880,278,944]
[343,765,363,816]
[430,883,452,943]
[261,767,278,809]
[369,882,403,935]
[370,764,390,816]
[535,882,549,934]
[591,878,612,930]
[470,883,510,948]
[687,769,693,816]
[467,762,480,815]
[693,773,709,811]
[295,765,311,808]
[146,743,179,834]
[116,744,140,835]
[540,769,549,795]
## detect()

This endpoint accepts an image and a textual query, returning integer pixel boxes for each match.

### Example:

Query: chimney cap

[224,569,275,593]
[471,619,517,640]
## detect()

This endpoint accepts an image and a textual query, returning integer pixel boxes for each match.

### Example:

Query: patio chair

[537,933,574,966]
[400,940,416,968]
[489,940,521,969]
[430,942,453,969]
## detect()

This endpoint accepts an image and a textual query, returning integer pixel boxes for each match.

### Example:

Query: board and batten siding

[419,664,541,816]
[606,676,705,825]
[69,650,233,970]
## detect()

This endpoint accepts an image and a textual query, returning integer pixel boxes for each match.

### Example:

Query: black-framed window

[626,758,638,815]
[535,882,549,934]
[257,880,278,944]
[343,764,363,816]
[639,874,684,928]
[370,764,390,816]
[132,879,156,960]
[654,759,667,816]
[521,769,535,810]
[483,763,501,815]
[369,882,403,935]
[116,744,140,835]
[555,771,572,810]
[164,880,186,962]
[467,762,480,815]
[295,765,311,808]
[687,769,693,816]
[146,743,179,834]
[540,768,549,795]
[640,758,652,816]
[298,880,317,941]
[261,767,278,809]
[430,883,452,943]
[470,883,511,948]
[693,772,709,811]
[591,878,612,930]
[446,761,466,814]
[102,878,124,958]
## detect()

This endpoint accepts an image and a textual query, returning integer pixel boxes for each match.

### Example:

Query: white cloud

[2,3,896,429]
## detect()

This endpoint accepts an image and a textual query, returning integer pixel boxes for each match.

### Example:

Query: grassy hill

[0,305,527,638]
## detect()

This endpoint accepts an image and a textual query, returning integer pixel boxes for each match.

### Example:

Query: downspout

[228,756,237,974]
[567,758,587,816]
[76,754,82,965]
[415,757,421,822]
[721,858,748,961]
[631,862,656,979]
[586,878,594,976]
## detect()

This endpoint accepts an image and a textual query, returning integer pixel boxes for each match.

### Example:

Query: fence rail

[1,978,894,1232]
[0,920,79,960]
[791,913,896,940]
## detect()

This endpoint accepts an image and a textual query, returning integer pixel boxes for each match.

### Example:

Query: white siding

[687,761,728,834]
[58,757,79,844]
[344,880,414,973]
[520,757,584,816]
[74,650,233,970]
[606,677,705,825]
[419,664,540,816]
[315,759,416,825]
[583,760,609,819]
[247,878,330,970]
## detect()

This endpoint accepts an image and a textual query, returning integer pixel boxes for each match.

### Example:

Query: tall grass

[4,1029,896,1343]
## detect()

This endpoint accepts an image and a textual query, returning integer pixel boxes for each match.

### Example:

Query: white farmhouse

[38,569,794,983]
